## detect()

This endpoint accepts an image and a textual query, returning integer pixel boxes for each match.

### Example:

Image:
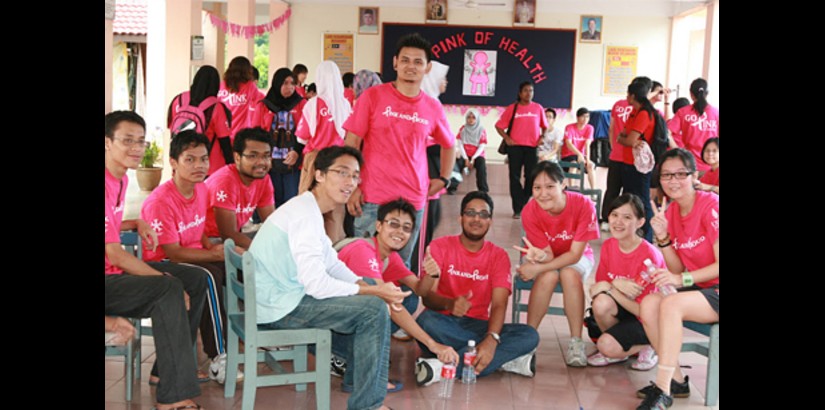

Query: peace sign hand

[512,236,552,264]
[649,198,669,241]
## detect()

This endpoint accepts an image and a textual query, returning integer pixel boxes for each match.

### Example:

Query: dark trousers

[182,261,227,360]
[271,169,301,208]
[618,162,653,242]
[507,146,538,215]
[458,157,489,192]
[104,263,207,404]
[601,160,624,222]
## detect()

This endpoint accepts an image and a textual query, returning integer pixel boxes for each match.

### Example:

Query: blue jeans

[353,202,425,269]
[415,309,539,377]
[618,162,653,242]
[260,294,390,410]
[270,169,301,208]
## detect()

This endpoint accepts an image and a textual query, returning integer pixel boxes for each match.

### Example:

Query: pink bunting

[207,9,292,37]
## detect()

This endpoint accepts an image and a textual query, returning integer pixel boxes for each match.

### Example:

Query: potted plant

[136,140,163,191]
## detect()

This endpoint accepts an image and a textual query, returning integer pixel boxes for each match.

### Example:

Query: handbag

[497,103,519,155]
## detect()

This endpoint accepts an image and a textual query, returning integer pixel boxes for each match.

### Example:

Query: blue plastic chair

[682,321,719,406]
[558,160,603,219]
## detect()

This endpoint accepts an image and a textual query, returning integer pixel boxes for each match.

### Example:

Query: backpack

[649,110,669,166]
[170,95,218,135]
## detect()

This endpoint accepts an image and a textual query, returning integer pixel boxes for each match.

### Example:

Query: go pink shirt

[495,102,548,147]
[521,192,600,262]
[595,238,665,304]
[140,180,209,262]
[428,235,512,321]
[105,169,128,274]
[457,126,487,158]
[609,99,633,162]
[219,80,265,139]
[561,123,594,158]
[667,104,719,172]
[665,191,719,288]
[295,98,344,154]
[337,237,412,286]
[343,83,454,210]
[204,164,275,237]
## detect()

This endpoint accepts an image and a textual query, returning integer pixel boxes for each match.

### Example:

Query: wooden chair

[682,321,719,406]
[223,239,332,410]
[558,160,603,220]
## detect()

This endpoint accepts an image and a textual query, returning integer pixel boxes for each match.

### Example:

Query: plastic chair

[223,239,332,410]
[558,160,603,219]
[510,233,564,324]
[682,321,719,406]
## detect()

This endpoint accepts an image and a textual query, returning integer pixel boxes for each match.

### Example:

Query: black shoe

[636,376,690,398]
[635,383,673,410]
[330,356,347,378]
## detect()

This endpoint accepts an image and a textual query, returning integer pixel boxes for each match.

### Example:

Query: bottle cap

[468,340,476,347]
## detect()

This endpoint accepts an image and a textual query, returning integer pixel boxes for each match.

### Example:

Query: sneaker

[600,221,610,232]
[631,346,659,371]
[565,337,587,367]
[500,350,536,377]
[635,383,673,410]
[415,357,443,387]
[586,352,628,367]
[209,353,244,384]
[392,328,413,342]
[636,376,690,398]
[330,356,347,378]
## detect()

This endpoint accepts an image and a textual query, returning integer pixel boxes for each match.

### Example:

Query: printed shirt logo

[216,190,228,202]
[235,203,256,216]
[320,106,331,118]
[447,264,489,281]
[151,219,164,234]
[544,230,574,242]
[685,112,718,132]
[673,235,706,251]
[368,258,379,273]
[514,112,538,119]
[711,208,719,231]
[217,90,248,106]
[616,105,633,122]
[382,106,430,125]
[104,216,109,233]
[177,214,206,235]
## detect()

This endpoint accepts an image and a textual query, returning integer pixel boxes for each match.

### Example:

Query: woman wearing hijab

[249,67,307,207]
[352,69,383,101]
[456,108,489,192]
[167,65,234,176]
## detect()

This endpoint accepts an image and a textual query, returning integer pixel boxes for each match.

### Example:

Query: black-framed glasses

[660,171,692,180]
[462,210,492,220]
[115,137,150,148]
[240,152,271,162]
[383,219,413,233]
[327,168,361,184]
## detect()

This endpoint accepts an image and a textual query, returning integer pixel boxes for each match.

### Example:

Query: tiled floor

[106,162,718,409]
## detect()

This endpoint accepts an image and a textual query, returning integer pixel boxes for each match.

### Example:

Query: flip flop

[149,373,210,386]
[341,379,404,393]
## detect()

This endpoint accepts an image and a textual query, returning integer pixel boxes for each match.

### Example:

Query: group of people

[106,31,718,410]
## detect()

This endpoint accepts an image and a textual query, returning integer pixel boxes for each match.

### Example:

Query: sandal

[151,405,202,410]
[341,379,404,393]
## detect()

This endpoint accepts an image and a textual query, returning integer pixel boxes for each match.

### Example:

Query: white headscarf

[421,61,449,99]
[301,60,352,139]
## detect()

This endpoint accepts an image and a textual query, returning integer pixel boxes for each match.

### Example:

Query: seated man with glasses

[414,191,540,385]
[334,198,460,387]
[204,127,276,249]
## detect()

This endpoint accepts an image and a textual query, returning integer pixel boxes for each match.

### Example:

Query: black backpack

[649,110,669,166]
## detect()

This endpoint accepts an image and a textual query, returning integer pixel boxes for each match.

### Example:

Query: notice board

[323,33,355,75]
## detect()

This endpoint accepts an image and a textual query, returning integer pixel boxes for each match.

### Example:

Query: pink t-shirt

[105,169,128,275]
[665,191,719,288]
[700,167,719,187]
[344,88,355,107]
[429,235,512,321]
[594,238,664,304]
[561,123,594,159]
[168,92,233,176]
[337,237,412,286]
[495,102,549,147]
[295,98,344,154]
[343,83,454,210]
[622,109,654,165]
[667,104,719,172]
[204,164,275,237]
[458,126,487,158]
[521,191,600,262]
[219,80,265,139]
[140,180,209,262]
[667,117,685,148]
[609,99,633,162]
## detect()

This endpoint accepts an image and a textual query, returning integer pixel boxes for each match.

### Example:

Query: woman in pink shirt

[695,137,719,195]
[667,78,719,172]
[635,148,719,409]
[219,56,265,140]
[561,107,596,190]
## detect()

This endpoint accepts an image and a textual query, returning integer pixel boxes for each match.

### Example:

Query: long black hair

[690,78,709,116]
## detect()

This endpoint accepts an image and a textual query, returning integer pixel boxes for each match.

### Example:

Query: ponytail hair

[690,78,709,116]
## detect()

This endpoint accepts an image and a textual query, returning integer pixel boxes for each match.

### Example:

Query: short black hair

[395,33,434,62]
[169,130,210,160]
[544,107,557,119]
[608,193,646,238]
[701,137,719,161]
[310,146,364,190]
[461,191,494,215]
[377,198,417,229]
[105,110,145,139]
[363,9,374,16]
[660,147,697,173]
[576,107,590,118]
[292,64,308,76]
[306,83,317,94]
[530,160,565,189]
[342,72,355,87]
[672,97,690,114]
[233,127,274,153]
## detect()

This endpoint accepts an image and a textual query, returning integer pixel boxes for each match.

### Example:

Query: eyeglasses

[327,168,361,184]
[462,210,492,220]
[383,219,413,233]
[115,137,150,148]
[240,153,271,162]
[660,171,693,180]
[657,90,665,95]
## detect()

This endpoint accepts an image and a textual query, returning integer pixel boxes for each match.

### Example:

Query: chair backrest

[119,231,142,259]
[558,160,586,191]
[224,239,258,343]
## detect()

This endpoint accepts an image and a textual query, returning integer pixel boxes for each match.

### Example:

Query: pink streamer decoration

[207,9,291,37]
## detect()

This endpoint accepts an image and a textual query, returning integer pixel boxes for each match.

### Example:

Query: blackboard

[381,23,576,108]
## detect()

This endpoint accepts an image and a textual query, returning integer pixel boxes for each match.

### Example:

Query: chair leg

[134,319,142,380]
[125,337,134,401]
[705,324,719,406]
[294,345,308,392]
[511,288,520,324]
[242,341,258,410]
[224,328,240,398]
[315,330,332,410]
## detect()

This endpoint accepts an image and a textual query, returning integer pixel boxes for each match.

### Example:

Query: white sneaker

[415,358,443,387]
[565,337,587,367]
[330,356,347,378]
[600,222,610,232]
[631,345,659,371]
[500,350,536,377]
[392,328,413,342]
[209,353,244,384]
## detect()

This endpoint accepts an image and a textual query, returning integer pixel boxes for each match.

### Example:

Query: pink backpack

[170,94,218,135]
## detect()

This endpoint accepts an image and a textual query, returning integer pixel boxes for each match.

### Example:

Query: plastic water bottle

[642,258,677,296]
[461,340,477,384]
[439,362,456,398]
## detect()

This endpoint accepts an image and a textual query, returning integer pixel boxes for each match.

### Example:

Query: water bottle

[642,258,677,296]
[461,340,477,384]
[439,362,456,398]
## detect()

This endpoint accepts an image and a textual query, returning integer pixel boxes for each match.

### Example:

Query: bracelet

[655,233,671,247]
[438,176,451,189]
[657,240,672,248]
[682,271,694,287]
[664,102,671,105]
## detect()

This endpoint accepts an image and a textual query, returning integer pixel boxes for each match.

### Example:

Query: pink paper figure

[469,52,491,95]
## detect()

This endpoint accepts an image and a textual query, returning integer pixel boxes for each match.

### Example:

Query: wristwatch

[487,332,501,345]
[438,176,451,189]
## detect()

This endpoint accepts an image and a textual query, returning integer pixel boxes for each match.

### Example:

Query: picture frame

[426,0,448,24]
[513,0,536,27]
[580,15,603,43]
[358,7,379,35]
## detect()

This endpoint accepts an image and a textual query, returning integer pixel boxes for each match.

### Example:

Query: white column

[704,0,719,105]
[227,0,255,61]
[105,18,113,114]
[269,1,289,76]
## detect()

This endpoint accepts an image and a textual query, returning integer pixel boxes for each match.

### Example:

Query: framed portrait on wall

[426,0,448,24]
[580,15,603,43]
[358,7,379,35]
[513,0,536,27]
